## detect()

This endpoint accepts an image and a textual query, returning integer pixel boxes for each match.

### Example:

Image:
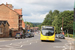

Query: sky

[0,0,74,23]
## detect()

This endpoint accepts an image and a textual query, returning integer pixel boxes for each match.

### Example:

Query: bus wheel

[41,40,44,42]
[52,41,55,42]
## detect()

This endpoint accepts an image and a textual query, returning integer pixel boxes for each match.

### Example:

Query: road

[0,32,74,50]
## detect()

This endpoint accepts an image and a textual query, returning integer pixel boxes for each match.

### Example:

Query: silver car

[25,33,31,38]
[55,34,60,38]
[30,33,34,37]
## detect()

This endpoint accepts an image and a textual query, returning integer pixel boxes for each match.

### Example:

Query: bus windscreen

[42,27,54,36]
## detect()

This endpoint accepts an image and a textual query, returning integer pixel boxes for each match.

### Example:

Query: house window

[0,28,3,34]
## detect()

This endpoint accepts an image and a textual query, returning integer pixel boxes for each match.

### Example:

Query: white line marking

[10,43,12,45]
[30,43,31,45]
[0,48,1,49]
[69,43,72,50]
[20,45,23,47]
[62,46,67,50]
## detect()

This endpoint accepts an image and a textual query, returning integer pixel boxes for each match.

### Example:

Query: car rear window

[16,33,20,35]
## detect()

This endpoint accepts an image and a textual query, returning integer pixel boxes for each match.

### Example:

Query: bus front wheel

[41,40,44,42]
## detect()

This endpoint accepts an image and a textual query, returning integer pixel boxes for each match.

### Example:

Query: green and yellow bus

[40,26,55,42]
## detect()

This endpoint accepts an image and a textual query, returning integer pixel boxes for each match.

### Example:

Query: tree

[38,10,73,34]
[55,10,73,34]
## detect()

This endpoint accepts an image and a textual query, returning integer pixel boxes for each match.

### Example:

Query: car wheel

[33,35,34,37]
[21,37,22,39]
[24,37,25,39]
[63,37,65,39]
[29,36,30,38]
[15,37,17,39]
[18,37,20,39]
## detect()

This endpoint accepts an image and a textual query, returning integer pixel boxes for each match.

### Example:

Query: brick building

[0,20,9,37]
[22,20,25,30]
[0,3,23,37]
[30,27,39,32]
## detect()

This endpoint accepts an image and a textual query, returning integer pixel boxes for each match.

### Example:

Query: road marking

[30,43,31,45]
[0,48,2,49]
[69,43,72,50]
[53,46,64,48]
[10,43,12,45]
[62,46,67,50]
[5,45,12,47]
[20,45,23,47]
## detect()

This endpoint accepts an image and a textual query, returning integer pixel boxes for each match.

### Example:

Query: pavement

[65,37,75,50]
[0,32,75,50]
[0,38,15,42]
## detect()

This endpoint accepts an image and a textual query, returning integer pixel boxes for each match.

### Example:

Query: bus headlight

[41,37,43,38]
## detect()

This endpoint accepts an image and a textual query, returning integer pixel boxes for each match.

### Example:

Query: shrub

[65,33,73,38]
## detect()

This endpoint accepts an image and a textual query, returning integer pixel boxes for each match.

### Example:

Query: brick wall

[12,31,18,37]
[4,23,9,37]
[0,24,4,37]
[0,4,19,30]
[0,23,10,38]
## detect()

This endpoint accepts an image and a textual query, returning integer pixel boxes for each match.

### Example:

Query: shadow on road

[41,39,62,43]
[55,39,62,43]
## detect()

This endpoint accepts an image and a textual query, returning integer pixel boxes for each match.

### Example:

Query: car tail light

[15,33,16,35]
[20,33,22,35]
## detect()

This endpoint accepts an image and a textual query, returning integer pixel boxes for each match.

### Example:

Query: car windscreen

[42,28,54,36]
[16,33,20,36]
[59,34,64,36]
[16,33,20,35]
[26,33,30,35]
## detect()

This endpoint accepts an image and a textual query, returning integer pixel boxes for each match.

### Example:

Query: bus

[40,26,55,42]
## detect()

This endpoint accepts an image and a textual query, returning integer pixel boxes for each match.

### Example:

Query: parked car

[58,34,65,39]
[55,34,60,38]
[30,33,34,37]
[25,33,31,38]
[15,33,25,39]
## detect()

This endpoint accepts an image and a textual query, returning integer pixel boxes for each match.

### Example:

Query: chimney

[8,4,13,9]
[6,2,8,6]
[6,2,13,9]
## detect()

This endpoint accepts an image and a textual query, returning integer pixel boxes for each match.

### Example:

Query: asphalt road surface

[0,32,74,50]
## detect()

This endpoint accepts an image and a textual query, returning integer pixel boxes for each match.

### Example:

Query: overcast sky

[0,0,74,23]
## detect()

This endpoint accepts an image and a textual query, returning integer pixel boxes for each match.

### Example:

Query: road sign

[28,30,29,31]
[61,27,62,30]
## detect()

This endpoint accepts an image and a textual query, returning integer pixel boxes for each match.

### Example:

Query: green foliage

[24,22,34,27]
[39,10,74,34]
[65,33,73,38]
[31,23,41,27]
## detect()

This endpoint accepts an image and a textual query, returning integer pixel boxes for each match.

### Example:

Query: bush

[69,34,73,38]
[65,33,73,38]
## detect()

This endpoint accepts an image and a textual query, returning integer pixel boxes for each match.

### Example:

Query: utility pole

[62,17,63,33]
